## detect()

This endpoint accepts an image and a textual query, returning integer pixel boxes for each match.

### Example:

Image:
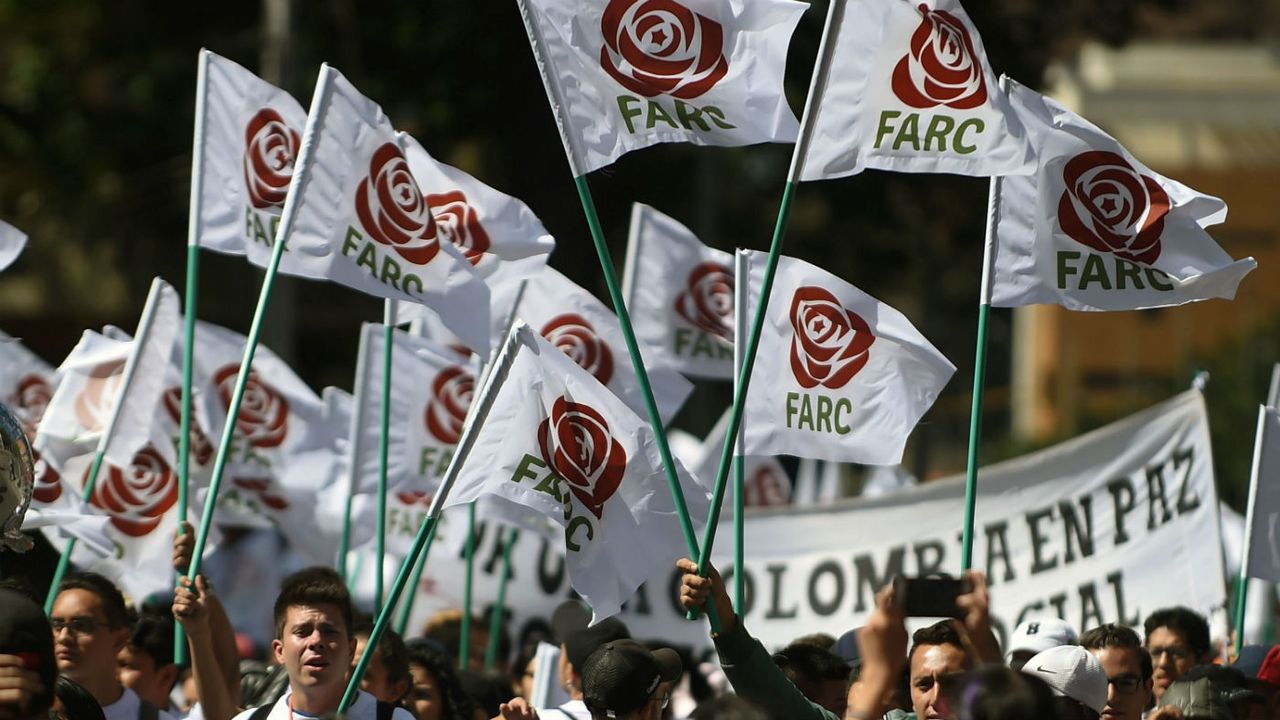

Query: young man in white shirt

[50,572,177,720]
[229,567,413,720]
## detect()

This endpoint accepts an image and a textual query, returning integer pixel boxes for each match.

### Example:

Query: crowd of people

[2,525,1279,720]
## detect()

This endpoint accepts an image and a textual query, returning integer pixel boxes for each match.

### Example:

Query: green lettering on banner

[674,100,709,132]
[702,106,735,130]
[355,239,379,276]
[1115,257,1144,290]
[646,101,678,130]
[565,516,594,552]
[1146,267,1174,292]
[674,328,732,360]
[954,118,983,154]
[892,112,921,151]
[511,453,544,485]
[251,208,272,247]
[874,111,901,149]
[1080,253,1112,290]
[922,114,955,151]
[1057,251,1081,289]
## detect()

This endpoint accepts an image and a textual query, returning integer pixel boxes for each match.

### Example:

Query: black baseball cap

[0,588,56,715]
[582,640,682,718]
[563,617,630,670]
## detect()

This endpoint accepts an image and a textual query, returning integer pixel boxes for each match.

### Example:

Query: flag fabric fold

[740,250,955,465]
[519,0,805,174]
[442,323,710,621]
[991,79,1256,311]
[0,219,28,272]
[275,65,492,353]
[797,0,1035,180]
[622,204,735,380]
[507,268,693,424]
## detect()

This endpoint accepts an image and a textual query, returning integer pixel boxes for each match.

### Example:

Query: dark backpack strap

[249,703,274,720]
[137,700,160,720]
[375,701,396,720]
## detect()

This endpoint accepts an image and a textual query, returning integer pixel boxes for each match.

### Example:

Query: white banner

[403,391,1226,657]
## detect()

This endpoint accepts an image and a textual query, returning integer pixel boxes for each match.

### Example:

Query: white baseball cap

[1005,617,1079,661]
[1021,644,1108,715]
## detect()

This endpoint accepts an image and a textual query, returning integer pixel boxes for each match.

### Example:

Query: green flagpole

[175,48,211,666]
[375,302,398,611]
[485,528,518,669]
[514,0,719,629]
[45,280,171,613]
[338,325,373,584]
[393,517,438,635]
[187,65,335,583]
[690,0,845,614]
[960,173,1002,572]
[459,502,477,669]
[342,322,524,712]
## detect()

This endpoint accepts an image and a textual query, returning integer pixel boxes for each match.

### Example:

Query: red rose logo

[789,287,875,390]
[426,191,490,266]
[537,396,627,520]
[674,262,733,341]
[74,361,125,433]
[541,314,614,386]
[743,465,789,508]
[424,366,475,445]
[891,5,987,110]
[356,143,440,265]
[1058,150,1170,265]
[600,0,729,100]
[11,374,54,435]
[243,108,301,209]
[31,452,62,504]
[396,490,433,506]
[89,447,177,537]
[162,387,214,466]
[213,364,289,448]
[231,478,289,510]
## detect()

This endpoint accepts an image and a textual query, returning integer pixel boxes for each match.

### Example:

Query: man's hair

[789,632,837,650]
[57,571,129,628]
[1143,607,1210,659]
[272,567,353,639]
[353,623,410,688]
[945,665,1060,720]
[688,695,771,720]
[56,677,106,720]
[1080,624,1153,679]
[130,610,176,668]
[773,642,851,698]
[909,620,964,665]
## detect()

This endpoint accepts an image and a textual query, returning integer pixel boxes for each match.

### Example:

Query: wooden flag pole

[44,279,170,613]
[338,325,373,583]
[485,527,518,669]
[187,66,335,582]
[960,172,1001,572]
[375,301,398,611]
[174,47,211,664]
[689,0,844,619]
[341,321,524,712]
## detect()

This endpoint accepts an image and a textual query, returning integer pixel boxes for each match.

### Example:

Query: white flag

[991,80,1255,311]
[0,330,59,437]
[399,134,555,285]
[693,406,792,508]
[1245,407,1280,583]
[797,0,1034,180]
[351,324,475,495]
[519,0,804,174]
[623,204,734,380]
[35,332,132,450]
[278,66,491,353]
[741,251,955,465]
[511,268,693,424]
[102,279,183,469]
[194,50,310,273]
[444,324,710,621]
[0,219,28,272]
[191,321,341,565]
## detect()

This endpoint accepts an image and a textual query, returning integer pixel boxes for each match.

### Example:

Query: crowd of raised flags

[1,0,1269,704]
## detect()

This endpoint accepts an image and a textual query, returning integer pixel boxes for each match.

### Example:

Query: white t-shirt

[537,699,592,720]
[102,687,179,720]
[230,690,414,720]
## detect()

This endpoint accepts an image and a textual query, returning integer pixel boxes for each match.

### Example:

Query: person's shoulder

[157,708,180,720]
[231,695,287,720]
[387,707,414,720]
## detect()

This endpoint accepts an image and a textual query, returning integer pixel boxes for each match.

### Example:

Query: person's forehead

[911,643,966,676]
[120,645,157,667]
[1147,626,1189,647]
[1093,645,1143,673]
[51,588,108,619]
[284,603,347,627]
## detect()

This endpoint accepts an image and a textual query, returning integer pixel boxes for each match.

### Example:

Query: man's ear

[159,663,181,693]
[391,677,410,703]
[272,638,285,665]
